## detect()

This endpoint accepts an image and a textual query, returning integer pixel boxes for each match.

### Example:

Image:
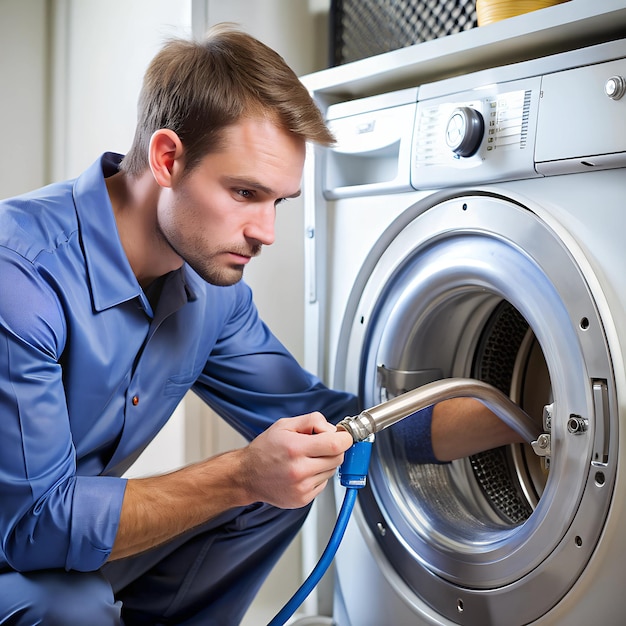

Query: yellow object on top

[476,0,570,26]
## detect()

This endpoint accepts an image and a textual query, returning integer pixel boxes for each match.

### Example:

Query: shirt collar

[73,152,142,312]
[72,152,196,314]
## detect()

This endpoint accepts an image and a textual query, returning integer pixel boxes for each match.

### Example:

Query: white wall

[49,0,193,179]
[0,0,48,198]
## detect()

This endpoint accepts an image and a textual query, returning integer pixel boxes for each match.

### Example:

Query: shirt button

[132,395,139,406]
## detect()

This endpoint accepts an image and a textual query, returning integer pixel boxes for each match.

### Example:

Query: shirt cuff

[67,476,127,571]
[389,405,449,465]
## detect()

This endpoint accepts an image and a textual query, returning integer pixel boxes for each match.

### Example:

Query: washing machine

[303,32,626,626]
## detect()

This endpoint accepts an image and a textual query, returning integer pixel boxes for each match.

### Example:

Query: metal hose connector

[337,377,541,445]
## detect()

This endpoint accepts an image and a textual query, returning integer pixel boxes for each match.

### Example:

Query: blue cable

[268,438,373,626]
[267,488,358,626]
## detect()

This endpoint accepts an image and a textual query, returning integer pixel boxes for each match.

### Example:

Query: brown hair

[121,23,334,177]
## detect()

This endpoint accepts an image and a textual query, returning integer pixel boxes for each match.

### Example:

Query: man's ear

[148,129,184,188]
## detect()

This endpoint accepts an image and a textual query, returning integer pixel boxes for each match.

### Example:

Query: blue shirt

[0,153,359,573]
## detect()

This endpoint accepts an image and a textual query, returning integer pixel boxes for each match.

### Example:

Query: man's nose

[245,202,276,246]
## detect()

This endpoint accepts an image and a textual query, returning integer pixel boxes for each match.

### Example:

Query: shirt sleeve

[193,281,359,441]
[0,248,126,572]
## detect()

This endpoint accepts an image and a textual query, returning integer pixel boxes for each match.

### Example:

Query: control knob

[445,106,485,157]
[605,75,626,100]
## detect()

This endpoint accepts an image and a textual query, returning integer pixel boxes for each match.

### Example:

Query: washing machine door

[334,188,621,625]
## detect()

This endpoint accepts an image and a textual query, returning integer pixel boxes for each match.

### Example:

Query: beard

[177,239,261,287]
[193,255,251,286]
[155,205,262,286]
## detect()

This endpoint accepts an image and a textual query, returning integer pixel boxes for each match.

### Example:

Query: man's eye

[237,189,254,199]
[275,198,287,206]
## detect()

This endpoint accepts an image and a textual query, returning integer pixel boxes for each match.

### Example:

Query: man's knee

[0,569,121,626]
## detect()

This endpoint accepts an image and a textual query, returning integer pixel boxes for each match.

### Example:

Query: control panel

[411,76,542,189]
[321,40,626,197]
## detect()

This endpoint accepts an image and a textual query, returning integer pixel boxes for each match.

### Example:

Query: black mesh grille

[330,0,477,66]
[470,301,534,524]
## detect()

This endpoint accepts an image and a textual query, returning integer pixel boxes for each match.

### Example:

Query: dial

[445,106,485,157]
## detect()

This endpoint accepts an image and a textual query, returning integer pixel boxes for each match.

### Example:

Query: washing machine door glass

[335,191,617,625]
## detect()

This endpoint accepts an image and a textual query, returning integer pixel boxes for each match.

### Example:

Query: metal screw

[567,415,588,434]
[531,433,551,458]
[376,522,387,537]
[536,434,549,449]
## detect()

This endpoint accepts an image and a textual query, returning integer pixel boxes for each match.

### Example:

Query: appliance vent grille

[330,0,477,66]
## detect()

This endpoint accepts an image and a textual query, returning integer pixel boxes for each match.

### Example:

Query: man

[0,25,522,625]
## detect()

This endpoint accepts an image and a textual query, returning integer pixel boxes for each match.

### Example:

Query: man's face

[157,117,305,286]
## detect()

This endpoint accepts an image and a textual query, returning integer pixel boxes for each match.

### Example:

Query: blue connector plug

[339,436,374,488]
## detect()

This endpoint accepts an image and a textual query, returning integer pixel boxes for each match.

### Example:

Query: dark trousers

[0,502,310,625]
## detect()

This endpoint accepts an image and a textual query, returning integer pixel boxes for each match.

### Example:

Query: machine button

[445,106,485,157]
[605,75,626,100]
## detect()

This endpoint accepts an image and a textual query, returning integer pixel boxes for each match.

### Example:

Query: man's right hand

[236,412,354,509]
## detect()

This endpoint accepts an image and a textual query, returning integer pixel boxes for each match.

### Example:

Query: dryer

[304,32,626,626]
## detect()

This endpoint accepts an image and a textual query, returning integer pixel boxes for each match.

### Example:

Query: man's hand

[237,412,354,509]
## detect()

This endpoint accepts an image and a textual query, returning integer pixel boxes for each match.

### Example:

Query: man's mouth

[228,252,252,265]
